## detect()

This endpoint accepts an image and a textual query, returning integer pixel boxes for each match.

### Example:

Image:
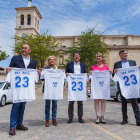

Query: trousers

[68,101,83,119]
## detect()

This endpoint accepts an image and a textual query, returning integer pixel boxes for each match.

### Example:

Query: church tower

[15,0,42,37]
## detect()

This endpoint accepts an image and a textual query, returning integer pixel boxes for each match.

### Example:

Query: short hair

[23,44,31,50]
[96,52,104,58]
[96,52,106,64]
[48,56,56,62]
[119,49,128,55]
[73,52,80,57]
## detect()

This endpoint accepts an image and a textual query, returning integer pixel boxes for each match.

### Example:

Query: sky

[1,0,140,57]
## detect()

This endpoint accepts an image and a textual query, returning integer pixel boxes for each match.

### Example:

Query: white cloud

[0,0,140,56]
[47,17,117,36]
[0,19,16,56]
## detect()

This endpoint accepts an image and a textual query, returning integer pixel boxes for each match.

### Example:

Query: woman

[90,52,112,124]
[41,56,58,127]
[41,56,65,127]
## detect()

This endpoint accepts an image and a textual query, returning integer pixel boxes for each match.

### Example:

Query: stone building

[53,35,140,71]
[15,0,42,37]
[15,1,140,71]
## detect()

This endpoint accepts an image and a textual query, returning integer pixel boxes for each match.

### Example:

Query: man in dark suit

[113,49,140,126]
[66,52,85,124]
[6,44,39,135]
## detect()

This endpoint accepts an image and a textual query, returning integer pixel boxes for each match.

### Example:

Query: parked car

[0,81,12,107]
[110,80,121,102]
[87,80,140,103]
[110,80,140,103]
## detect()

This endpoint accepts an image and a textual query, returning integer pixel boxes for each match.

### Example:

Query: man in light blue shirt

[113,49,140,126]
[121,59,130,68]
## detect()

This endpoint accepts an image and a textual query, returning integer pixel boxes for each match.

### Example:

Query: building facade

[53,35,140,71]
[15,6,42,36]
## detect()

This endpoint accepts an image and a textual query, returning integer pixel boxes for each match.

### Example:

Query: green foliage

[12,32,60,69]
[0,48,9,61]
[65,27,109,72]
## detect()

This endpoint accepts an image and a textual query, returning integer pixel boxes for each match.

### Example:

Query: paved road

[0,87,140,140]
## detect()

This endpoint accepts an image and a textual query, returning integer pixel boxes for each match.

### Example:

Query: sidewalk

[0,87,140,140]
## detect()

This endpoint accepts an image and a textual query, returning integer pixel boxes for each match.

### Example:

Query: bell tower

[15,0,42,37]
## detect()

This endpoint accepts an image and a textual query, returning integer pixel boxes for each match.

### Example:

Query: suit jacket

[9,55,36,69]
[113,60,136,91]
[113,60,136,76]
[66,62,86,73]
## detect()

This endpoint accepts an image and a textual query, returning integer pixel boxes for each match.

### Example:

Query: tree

[65,27,109,72]
[0,48,9,61]
[13,32,60,69]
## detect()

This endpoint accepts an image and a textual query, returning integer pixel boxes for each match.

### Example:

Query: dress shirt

[22,55,30,68]
[49,66,55,69]
[74,62,81,74]
[121,59,130,68]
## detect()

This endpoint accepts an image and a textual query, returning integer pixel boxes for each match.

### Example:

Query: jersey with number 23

[5,68,38,103]
[67,73,88,101]
[113,66,140,99]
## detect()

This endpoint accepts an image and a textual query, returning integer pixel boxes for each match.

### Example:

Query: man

[66,52,85,124]
[41,56,59,127]
[113,49,140,126]
[6,44,39,135]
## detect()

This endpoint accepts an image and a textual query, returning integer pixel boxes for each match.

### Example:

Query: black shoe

[120,120,128,125]
[136,122,140,126]
[67,119,72,124]
[79,118,84,123]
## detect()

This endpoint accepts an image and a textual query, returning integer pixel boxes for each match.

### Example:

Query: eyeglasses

[96,56,102,58]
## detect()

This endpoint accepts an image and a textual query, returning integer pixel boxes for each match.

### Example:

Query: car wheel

[0,95,6,107]
[113,98,117,101]
[116,92,122,103]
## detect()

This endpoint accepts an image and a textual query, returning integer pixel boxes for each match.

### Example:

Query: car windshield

[0,82,5,89]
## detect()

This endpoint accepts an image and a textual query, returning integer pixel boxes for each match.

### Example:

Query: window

[20,15,24,25]
[110,80,115,86]
[0,82,5,89]
[3,83,10,90]
[59,56,63,65]
[38,20,39,29]
[27,14,31,25]
[35,17,37,27]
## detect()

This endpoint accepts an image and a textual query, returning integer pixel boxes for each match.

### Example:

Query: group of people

[6,44,140,136]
